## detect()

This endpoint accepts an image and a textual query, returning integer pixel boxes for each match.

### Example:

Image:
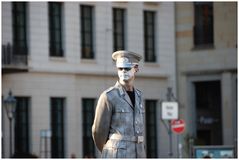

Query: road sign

[162,102,178,120]
[171,119,185,134]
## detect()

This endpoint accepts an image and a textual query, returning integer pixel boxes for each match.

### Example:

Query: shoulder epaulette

[105,87,115,93]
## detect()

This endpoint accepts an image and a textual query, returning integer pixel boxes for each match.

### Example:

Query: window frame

[14,97,30,155]
[12,2,28,55]
[193,2,214,48]
[144,10,156,62]
[145,99,158,158]
[194,81,223,145]
[82,98,96,158]
[113,8,125,51]
[80,5,94,59]
[48,2,64,57]
[50,97,65,158]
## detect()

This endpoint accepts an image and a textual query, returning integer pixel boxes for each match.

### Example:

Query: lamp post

[3,90,16,158]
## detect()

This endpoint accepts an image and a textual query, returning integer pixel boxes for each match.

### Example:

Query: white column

[2,2,12,44]
[64,3,81,64]
[221,72,234,145]
[29,2,49,64]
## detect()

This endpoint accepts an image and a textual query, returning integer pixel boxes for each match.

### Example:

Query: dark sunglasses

[118,67,132,71]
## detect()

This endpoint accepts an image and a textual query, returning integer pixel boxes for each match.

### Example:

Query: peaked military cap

[112,50,142,68]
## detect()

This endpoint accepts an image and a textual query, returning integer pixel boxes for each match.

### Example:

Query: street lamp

[3,90,16,158]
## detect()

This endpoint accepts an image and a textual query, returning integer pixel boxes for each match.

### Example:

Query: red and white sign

[171,119,185,134]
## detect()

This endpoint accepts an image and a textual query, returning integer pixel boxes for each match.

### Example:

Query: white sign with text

[162,102,178,120]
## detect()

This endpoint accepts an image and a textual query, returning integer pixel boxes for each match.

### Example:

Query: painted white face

[117,68,134,81]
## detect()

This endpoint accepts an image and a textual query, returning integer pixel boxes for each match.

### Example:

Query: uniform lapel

[115,81,134,109]
[124,92,133,108]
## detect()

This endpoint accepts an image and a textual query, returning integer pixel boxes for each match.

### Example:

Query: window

[50,98,65,158]
[81,5,94,59]
[144,11,156,62]
[145,100,158,158]
[194,81,222,145]
[82,98,95,158]
[49,2,64,57]
[14,97,30,155]
[113,8,125,51]
[12,2,28,55]
[194,2,214,46]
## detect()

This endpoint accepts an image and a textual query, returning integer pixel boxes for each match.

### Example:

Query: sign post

[171,119,185,158]
[161,87,179,158]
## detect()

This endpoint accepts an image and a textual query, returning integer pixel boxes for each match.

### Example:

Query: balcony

[2,43,29,74]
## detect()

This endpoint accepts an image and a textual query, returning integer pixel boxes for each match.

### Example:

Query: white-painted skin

[117,65,139,91]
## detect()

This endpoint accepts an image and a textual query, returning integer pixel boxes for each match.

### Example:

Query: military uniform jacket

[92,81,146,158]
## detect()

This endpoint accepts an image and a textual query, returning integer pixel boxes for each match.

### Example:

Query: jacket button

[135,121,138,124]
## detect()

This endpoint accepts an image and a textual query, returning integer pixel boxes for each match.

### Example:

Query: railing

[2,43,28,73]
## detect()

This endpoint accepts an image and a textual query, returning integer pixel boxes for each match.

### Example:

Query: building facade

[175,2,237,158]
[2,2,177,158]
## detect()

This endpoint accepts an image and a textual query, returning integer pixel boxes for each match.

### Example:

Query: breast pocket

[112,107,132,133]
[114,107,132,122]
